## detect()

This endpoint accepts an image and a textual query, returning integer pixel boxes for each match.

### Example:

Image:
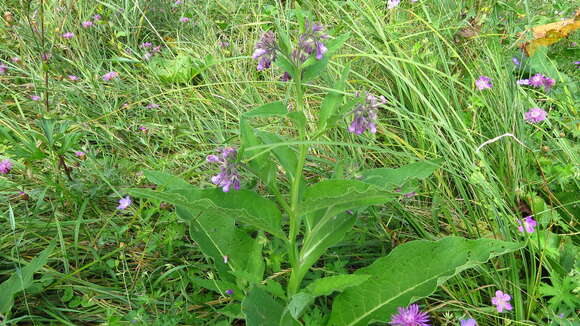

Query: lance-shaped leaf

[243,101,288,119]
[128,188,284,239]
[359,159,442,188]
[319,64,350,131]
[328,237,522,326]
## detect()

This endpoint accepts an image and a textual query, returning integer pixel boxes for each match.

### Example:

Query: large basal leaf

[149,54,203,84]
[0,241,56,313]
[300,179,398,218]
[359,160,442,188]
[242,286,287,326]
[328,237,522,326]
[129,188,284,239]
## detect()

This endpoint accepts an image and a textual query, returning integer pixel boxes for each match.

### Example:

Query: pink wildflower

[475,76,492,90]
[524,108,547,123]
[180,17,190,23]
[517,216,537,233]
[102,71,119,81]
[491,290,512,313]
[0,159,13,174]
[62,32,74,39]
[82,21,93,28]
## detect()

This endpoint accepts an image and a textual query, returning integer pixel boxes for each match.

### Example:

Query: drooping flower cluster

[0,159,13,174]
[517,216,537,233]
[207,147,241,192]
[524,107,547,123]
[252,31,277,71]
[389,304,430,326]
[491,290,512,313]
[517,73,555,91]
[291,21,329,63]
[348,92,387,135]
[475,75,493,90]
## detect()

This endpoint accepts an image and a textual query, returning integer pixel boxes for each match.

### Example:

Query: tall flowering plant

[128,15,521,326]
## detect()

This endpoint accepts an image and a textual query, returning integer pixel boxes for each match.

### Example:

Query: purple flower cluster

[0,159,13,174]
[348,92,387,135]
[207,147,241,192]
[252,31,277,71]
[517,73,555,91]
[291,21,329,63]
[475,76,492,90]
[389,304,430,326]
[524,107,547,123]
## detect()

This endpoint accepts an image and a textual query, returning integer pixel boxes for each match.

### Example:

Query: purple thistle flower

[82,21,93,28]
[117,196,132,210]
[62,32,74,39]
[180,17,190,23]
[517,216,537,233]
[93,14,101,21]
[68,75,80,81]
[140,42,152,48]
[30,95,41,101]
[0,63,7,75]
[524,107,547,123]
[207,147,241,192]
[389,304,430,326]
[542,76,555,91]
[388,0,401,9]
[146,103,159,109]
[475,75,492,90]
[491,290,512,313]
[516,79,530,86]
[348,92,387,135]
[225,289,234,295]
[512,57,520,66]
[529,73,544,87]
[291,21,329,63]
[460,319,477,326]
[102,71,119,81]
[0,159,13,174]
[252,31,277,71]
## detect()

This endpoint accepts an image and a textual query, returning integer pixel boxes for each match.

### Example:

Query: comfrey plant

[129,15,521,326]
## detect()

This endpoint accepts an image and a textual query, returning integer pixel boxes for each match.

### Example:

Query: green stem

[287,69,307,297]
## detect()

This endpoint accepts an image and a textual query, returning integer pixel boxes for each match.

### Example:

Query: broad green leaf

[302,33,350,83]
[143,170,192,189]
[275,55,295,77]
[257,131,298,179]
[319,64,350,130]
[243,101,288,118]
[300,179,398,217]
[286,292,314,320]
[359,160,442,188]
[287,111,306,131]
[0,241,56,313]
[129,188,285,239]
[328,237,522,326]
[242,286,285,326]
[149,54,202,84]
[240,118,276,184]
[305,274,371,297]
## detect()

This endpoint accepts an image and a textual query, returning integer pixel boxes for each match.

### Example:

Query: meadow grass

[0,0,578,325]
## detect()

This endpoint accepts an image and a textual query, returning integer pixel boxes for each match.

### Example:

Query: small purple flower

[11,57,20,63]
[491,290,512,313]
[82,21,93,28]
[139,126,148,133]
[93,14,101,21]
[389,304,430,326]
[280,72,292,82]
[75,151,86,160]
[179,17,190,23]
[516,79,530,86]
[145,103,159,109]
[30,95,41,101]
[403,192,417,198]
[575,61,580,66]
[207,147,241,192]
[68,75,80,81]
[348,92,387,135]
[102,71,119,81]
[175,0,183,4]
[0,159,13,174]
[0,63,7,75]
[225,289,234,295]
[41,53,52,61]
[117,196,132,210]
[542,76,555,91]
[62,32,74,39]
[140,42,152,48]
[529,73,544,87]
[517,216,537,233]
[151,45,162,54]
[524,107,547,123]
[291,21,329,63]
[142,52,153,61]
[460,319,477,326]
[475,76,492,90]
[252,31,277,71]
[388,0,401,9]
[512,57,520,66]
